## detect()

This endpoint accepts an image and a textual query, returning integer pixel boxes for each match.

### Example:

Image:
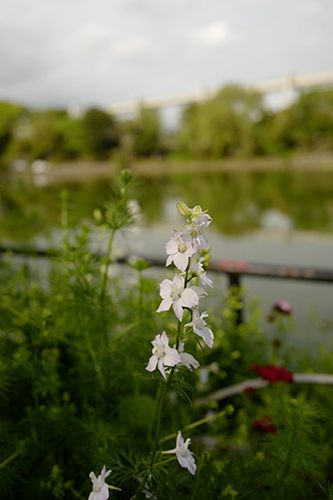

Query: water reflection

[2,168,333,239]
[162,197,183,224]
[141,170,333,236]
[261,209,294,232]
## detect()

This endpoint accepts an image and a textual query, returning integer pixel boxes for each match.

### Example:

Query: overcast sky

[0,0,332,111]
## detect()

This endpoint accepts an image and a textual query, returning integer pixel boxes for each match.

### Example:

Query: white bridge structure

[106,70,333,116]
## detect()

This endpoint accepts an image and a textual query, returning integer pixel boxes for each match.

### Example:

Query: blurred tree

[81,108,118,159]
[54,115,85,160]
[2,87,333,166]
[118,107,162,159]
[0,102,26,165]
[177,85,265,158]
[251,89,333,156]
[132,107,161,157]
[289,89,333,150]
[11,109,68,161]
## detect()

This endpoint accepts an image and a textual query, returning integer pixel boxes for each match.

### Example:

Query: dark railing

[2,245,333,323]
[208,259,333,324]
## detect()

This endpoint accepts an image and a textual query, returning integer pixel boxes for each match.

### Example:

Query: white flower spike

[162,431,196,475]
[157,273,199,321]
[146,331,181,379]
[88,466,121,500]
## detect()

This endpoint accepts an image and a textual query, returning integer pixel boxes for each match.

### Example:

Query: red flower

[244,386,256,394]
[276,366,293,382]
[273,300,293,315]
[249,363,293,383]
[249,363,260,372]
[253,417,277,434]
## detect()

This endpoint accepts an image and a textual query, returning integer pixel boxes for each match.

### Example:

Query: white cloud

[0,0,332,108]
[76,24,112,51]
[190,21,230,48]
[112,36,151,57]
[297,0,325,15]
[75,24,151,59]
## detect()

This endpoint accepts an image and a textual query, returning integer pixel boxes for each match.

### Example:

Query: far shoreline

[6,152,333,184]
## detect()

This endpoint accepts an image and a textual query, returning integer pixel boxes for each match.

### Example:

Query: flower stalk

[141,201,214,486]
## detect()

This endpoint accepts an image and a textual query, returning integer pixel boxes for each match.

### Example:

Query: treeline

[1,85,333,168]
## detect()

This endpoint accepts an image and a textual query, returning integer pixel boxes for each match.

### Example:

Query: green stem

[85,335,105,392]
[148,381,163,442]
[79,313,105,393]
[184,263,190,287]
[100,227,116,301]
[176,319,182,349]
[135,374,175,499]
[155,456,176,466]
[159,408,228,444]
[274,427,296,497]
[139,269,144,332]
[134,471,150,499]
[61,208,68,254]
[0,451,19,469]
[100,227,116,345]
[2,303,39,329]
[150,376,172,466]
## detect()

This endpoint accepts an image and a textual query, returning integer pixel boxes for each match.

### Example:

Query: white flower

[88,466,111,500]
[189,256,214,288]
[176,342,199,371]
[165,230,198,272]
[184,214,212,251]
[162,432,196,475]
[175,432,196,475]
[188,285,207,299]
[157,273,199,321]
[146,331,181,379]
[186,309,214,348]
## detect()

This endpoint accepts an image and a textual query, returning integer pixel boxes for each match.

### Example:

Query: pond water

[2,167,333,340]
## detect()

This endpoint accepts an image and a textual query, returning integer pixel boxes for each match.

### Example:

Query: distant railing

[106,70,333,115]
[2,245,333,323]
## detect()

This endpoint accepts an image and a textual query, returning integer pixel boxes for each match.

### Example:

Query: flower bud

[119,168,134,187]
[190,205,208,222]
[93,208,103,222]
[176,201,192,218]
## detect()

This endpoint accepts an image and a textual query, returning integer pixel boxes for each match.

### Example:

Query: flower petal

[176,432,184,449]
[159,279,172,298]
[173,273,184,289]
[166,255,174,267]
[158,357,166,379]
[179,288,199,308]
[189,285,207,298]
[180,352,200,370]
[161,331,169,345]
[157,297,172,313]
[164,346,181,366]
[193,325,214,348]
[174,252,189,272]
[173,300,183,321]
[165,239,178,255]
[146,354,158,372]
